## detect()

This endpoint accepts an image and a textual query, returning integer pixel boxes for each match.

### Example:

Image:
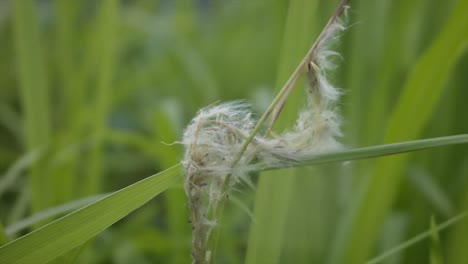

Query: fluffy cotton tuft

[182,3,348,263]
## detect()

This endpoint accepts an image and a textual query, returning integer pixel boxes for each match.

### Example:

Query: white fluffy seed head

[182,2,348,189]
[182,101,256,190]
[182,6,348,263]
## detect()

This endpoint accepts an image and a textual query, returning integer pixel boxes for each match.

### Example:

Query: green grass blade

[5,194,107,236]
[378,214,408,264]
[447,177,468,263]
[245,0,318,262]
[0,149,41,197]
[48,242,90,264]
[0,223,8,246]
[330,0,468,262]
[84,0,119,195]
[366,212,467,264]
[6,186,29,228]
[429,216,443,264]
[13,0,51,212]
[344,0,393,145]
[363,0,424,145]
[0,103,22,141]
[55,0,79,119]
[0,164,181,264]
[263,135,468,170]
[407,168,454,217]
[152,105,190,264]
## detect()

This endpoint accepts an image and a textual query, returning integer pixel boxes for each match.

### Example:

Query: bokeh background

[0,0,467,263]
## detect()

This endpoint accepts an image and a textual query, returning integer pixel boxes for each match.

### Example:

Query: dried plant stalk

[182,1,350,263]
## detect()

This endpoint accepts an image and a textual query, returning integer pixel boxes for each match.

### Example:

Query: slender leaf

[0,165,181,264]
[430,216,443,264]
[13,0,51,212]
[447,173,468,264]
[2,130,464,264]
[0,223,8,246]
[245,0,319,262]
[5,194,107,236]
[264,135,468,170]
[0,149,41,197]
[366,212,467,264]
[84,0,119,195]
[152,105,190,264]
[330,0,468,262]
[407,168,454,217]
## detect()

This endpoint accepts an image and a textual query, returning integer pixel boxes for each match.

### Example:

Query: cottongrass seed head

[182,1,349,263]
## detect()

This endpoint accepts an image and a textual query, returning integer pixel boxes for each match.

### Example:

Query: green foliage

[12,0,51,213]
[430,216,443,264]
[0,0,467,263]
[330,0,468,262]
[0,165,181,264]
[0,223,8,246]
[366,212,467,264]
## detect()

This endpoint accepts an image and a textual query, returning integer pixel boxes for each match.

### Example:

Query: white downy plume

[182,3,348,263]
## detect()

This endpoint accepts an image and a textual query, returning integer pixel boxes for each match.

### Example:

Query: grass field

[0,0,467,263]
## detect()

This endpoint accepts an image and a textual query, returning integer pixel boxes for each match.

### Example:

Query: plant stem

[206,0,351,262]
[233,0,350,167]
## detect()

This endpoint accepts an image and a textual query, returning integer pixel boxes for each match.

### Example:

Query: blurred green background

[0,0,467,263]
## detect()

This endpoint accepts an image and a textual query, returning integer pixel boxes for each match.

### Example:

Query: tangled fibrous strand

[182,2,349,263]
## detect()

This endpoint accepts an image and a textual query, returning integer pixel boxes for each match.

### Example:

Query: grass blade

[5,194,106,236]
[13,0,51,212]
[0,224,8,246]
[0,164,181,264]
[0,149,41,197]
[407,168,454,217]
[84,0,119,195]
[447,173,468,263]
[363,0,424,145]
[245,0,318,262]
[366,212,467,264]
[152,105,190,264]
[263,135,468,170]
[330,0,468,262]
[429,216,443,264]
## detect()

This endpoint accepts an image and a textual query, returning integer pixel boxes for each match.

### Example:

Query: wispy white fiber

[182,6,348,264]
